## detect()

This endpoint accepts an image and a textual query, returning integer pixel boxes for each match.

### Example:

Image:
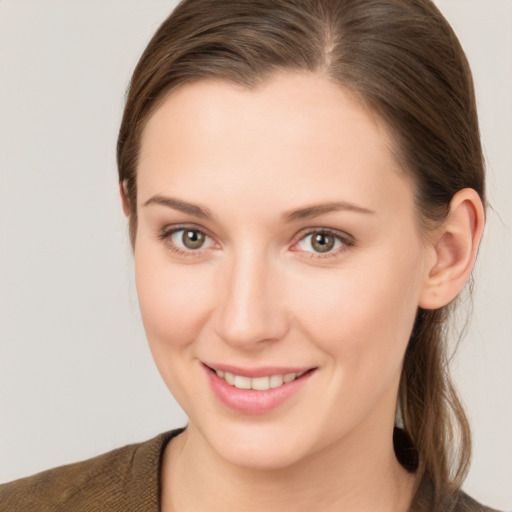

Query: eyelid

[159,223,211,239]
[158,223,218,256]
[290,227,355,256]
[157,223,354,258]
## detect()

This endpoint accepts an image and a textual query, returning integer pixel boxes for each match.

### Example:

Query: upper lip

[202,362,316,378]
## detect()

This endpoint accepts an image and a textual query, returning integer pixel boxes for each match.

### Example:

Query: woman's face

[134,73,433,469]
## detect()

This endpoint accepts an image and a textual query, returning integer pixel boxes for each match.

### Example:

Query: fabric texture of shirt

[0,428,501,512]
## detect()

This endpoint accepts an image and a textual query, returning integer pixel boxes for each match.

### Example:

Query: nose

[214,247,289,349]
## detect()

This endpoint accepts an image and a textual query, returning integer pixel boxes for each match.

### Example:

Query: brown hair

[117,0,485,503]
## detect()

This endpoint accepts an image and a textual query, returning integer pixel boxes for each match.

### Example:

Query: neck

[161,420,416,512]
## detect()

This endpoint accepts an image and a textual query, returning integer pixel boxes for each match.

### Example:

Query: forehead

[137,72,413,216]
[140,72,394,159]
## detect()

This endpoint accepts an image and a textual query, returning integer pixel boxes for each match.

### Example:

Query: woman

[0,0,503,510]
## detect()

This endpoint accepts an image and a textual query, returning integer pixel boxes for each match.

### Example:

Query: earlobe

[419,188,485,309]
[119,180,131,218]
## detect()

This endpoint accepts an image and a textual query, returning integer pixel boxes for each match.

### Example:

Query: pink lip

[202,363,317,415]
[202,362,313,378]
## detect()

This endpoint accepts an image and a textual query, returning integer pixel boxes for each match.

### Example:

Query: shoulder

[411,477,503,512]
[451,491,503,512]
[0,429,181,512]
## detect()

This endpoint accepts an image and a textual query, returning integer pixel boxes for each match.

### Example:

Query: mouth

[202,363,317,414]
[209,367,311,391]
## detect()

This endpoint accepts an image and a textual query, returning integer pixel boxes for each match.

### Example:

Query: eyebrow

[282,201,375,222]
[143,195,375,222]
[143,195,213,219]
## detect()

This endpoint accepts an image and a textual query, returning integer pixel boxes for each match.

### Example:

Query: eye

[294,229,352,256]
[160,227,216,254]
[173,229,208,250]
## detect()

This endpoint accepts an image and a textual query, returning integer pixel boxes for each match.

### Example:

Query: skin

[126,72,484,512]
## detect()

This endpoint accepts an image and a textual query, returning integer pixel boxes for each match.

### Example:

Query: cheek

[288,248,422,368]
[133,245,219,408]
[134,245,214,349]
[285,251,423,434]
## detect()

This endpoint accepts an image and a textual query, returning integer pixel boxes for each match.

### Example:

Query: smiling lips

[204,363,316,414]
[214,369,307,391]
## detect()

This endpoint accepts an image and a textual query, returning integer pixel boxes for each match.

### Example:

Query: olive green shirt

[0,429,500,512]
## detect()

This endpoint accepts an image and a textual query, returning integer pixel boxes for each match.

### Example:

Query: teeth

[269,375,283,388]
[251,376,270,391]
[234,375,252,389]
[215,370,307,390]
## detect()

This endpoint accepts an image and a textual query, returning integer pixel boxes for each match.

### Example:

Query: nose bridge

[214,243,287,347]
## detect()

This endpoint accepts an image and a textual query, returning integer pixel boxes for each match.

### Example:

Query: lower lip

[204,366,316,415]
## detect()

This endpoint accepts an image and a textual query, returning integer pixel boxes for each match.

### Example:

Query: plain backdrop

[0,0,511,509]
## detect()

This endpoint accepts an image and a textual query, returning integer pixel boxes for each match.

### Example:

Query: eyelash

[291,228,354,259]
[157,225,214,258]
[157,225,354,259]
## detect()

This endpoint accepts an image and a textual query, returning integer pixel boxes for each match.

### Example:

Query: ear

[119,180,131,218]
[419,188,485,309]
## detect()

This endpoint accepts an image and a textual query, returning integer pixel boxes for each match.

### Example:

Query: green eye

[310,233,335,253]
[168,228,213,251]
[296,230,347,255]
[181,230,206,249]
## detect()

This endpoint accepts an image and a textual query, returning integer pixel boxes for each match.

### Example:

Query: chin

[198,419,321,471]
[218,439,308,471]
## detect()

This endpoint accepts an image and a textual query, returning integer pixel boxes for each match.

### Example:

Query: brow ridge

[143,195,212,219]
[143,195,373,222]
[282,201,375,222]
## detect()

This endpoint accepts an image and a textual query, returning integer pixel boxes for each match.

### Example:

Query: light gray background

[0,1,510,509]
